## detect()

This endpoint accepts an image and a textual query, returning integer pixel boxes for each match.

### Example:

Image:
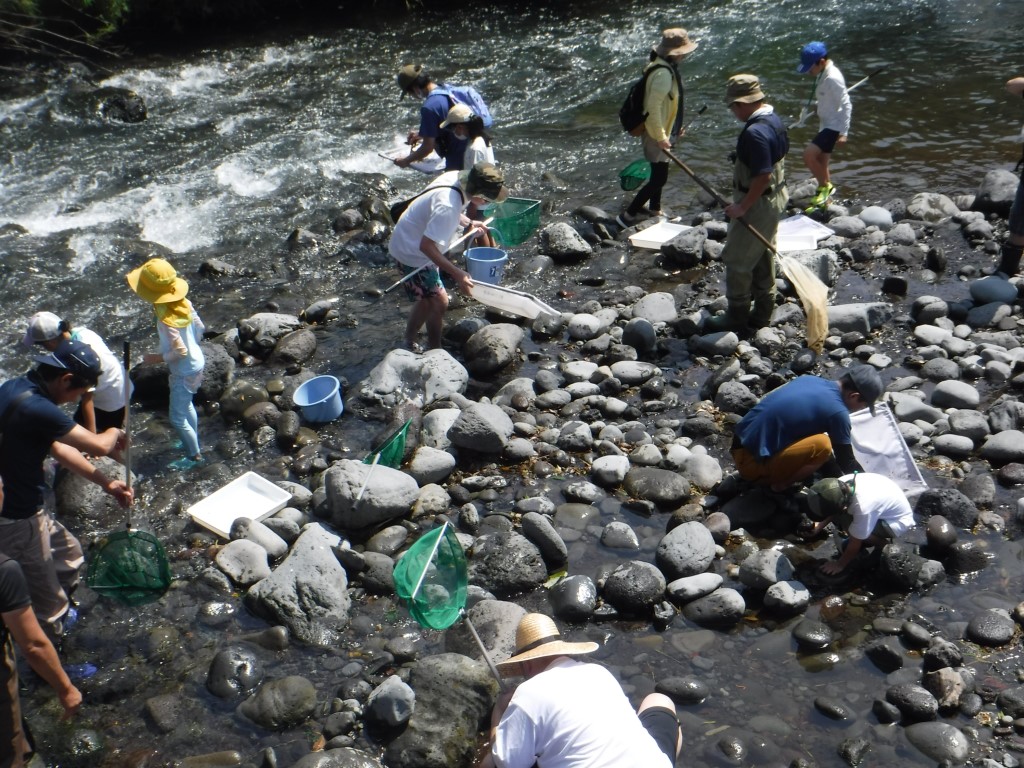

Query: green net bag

[86,530,172,606]
[364,419,411,469]
[619,159,651,191]
[393,523,467,630]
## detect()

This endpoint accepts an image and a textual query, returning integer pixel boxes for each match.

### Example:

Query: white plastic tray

[628,221,693,250]
[187,471,291,539]
[379,147,445,175]
[469,282,560,320]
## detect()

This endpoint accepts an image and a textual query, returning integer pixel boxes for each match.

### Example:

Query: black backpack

[619,63,679,136]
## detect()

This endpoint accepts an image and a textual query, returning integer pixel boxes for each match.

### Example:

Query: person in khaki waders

[705,74,790,334]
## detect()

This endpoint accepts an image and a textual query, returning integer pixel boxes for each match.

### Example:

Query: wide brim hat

[460,162,509,204]
[126,258,189,304]
[724,74,765,105]
[654,27,698,58]
[495,613,598,674]
[397,63,424,98]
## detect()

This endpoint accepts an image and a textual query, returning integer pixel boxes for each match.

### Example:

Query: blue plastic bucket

[292,375,343,423]
[465,247,508,285]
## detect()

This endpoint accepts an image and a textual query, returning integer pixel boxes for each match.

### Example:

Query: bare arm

[1007,77,1024,98]
[79,390,97,434]
[419,235,474,295]
[396,136,437,168]
[4,606,82,719]
[821,536,864,575]
[56,423,123,457]
[51,435,133,508]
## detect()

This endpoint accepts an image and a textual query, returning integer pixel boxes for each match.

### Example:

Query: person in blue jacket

[395,64,476,171]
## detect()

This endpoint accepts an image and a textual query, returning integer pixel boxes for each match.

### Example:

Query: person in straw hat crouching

[476,613,680,768]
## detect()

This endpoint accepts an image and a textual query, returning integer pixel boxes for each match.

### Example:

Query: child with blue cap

[797,41,851,212]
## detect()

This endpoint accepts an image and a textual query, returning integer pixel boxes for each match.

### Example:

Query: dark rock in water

[904,722,970,765]
[656,676,709,705]
[814,696,854,720]
[219,379,270,423]
[268,329,317,367]
[680,587,745,627]
[864,636,904,673]
[520,512,568,569]
[997,686,1024,718]
[791,348,817,372]
[900,620,932,648]
[197,342,236,403]
[872,698,901,724]
[922,636,963,672]
[965,609,1016,647]
[359,552,396,595]
[383,654,495,768]
[879,542,939,591]
[792,619,833,652]
[885,683,938,723]
[837,737,871,766]
[998,462,1024,486]
[238,676,317,730]
[925,245,947,272]
[914,488,979,529]
[602,560,666,614]
[959,693,983,717]
[539,222,592,261]
[94,86,147,122]
[924,515,957,554]
[946,540,991,575]
[207,647,264,699]
[145,693,184,734]
[549,574,598,621]
[468,531,547,597]
[881,276,908,295]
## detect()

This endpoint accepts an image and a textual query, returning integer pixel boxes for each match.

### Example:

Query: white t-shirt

[71,326,130,412]
[815,61,852,135]
[388,171,468,269]
[841,472,915,540]
[492,658,672,768]
[464,136,495,170]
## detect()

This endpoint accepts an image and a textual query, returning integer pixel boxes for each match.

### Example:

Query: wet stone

[886,683,939,723]
[792,619,833,652]
[904,722,969,765]
[549,574,598,622]
[965,609,1017,647]
[814,696,854,720]
[864,636,904,673]
[656,676,710,705]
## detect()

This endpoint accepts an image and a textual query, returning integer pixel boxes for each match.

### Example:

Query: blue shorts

[1009,175,1024,238]
[811,128,841,154]
[638,706,679,764]
[395,261,445,301]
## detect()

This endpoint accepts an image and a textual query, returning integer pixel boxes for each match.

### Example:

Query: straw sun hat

[495,613,599,674]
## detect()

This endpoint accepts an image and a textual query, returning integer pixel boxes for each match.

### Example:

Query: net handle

[122,341,133,531]
[411,520,449,600]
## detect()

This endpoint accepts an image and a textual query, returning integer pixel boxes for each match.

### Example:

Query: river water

[3,0,1024,765]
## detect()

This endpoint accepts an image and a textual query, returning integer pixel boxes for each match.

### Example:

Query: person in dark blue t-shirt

[0,338,132,639]
[394,64,472,171]
[705,74,790,335]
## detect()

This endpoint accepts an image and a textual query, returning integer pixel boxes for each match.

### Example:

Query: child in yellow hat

[126,258,205,465]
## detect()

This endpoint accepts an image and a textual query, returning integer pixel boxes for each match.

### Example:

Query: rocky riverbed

[22,167,1024,768]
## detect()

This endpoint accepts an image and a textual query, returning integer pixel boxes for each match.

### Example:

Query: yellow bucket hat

[126,258,189,304]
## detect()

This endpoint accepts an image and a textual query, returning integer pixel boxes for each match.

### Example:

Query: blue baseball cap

[797,41,828,73]
[34,338,101,383]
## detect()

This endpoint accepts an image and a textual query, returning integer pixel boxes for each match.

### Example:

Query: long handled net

[85,341,171,606]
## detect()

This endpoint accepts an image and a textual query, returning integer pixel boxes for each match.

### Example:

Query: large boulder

[539,222,593,261]
[358,349,468,408]
[655,521,716,580]
[447,403,514,454]
[324,460,420,530]
[244,524,351,645]
[973,169,1020,217]
[463,324,523,376]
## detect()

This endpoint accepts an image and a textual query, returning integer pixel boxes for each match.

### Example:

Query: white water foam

[138,185,220,253]
[214,157,282,197]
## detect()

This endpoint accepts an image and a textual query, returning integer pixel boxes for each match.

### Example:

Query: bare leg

[803,143,830,187]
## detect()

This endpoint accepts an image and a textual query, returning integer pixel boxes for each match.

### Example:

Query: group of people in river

[0,257,204,767]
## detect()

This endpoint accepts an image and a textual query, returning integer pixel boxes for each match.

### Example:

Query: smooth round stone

[600,521,640,550]
[920,358,960,382]
[567,313,602,340]
[549,575,598,622]
[965,609,1016,647]
[814,696,854,720]
[905,722,969,764]
[656,676,709,705]
[792,619,833,652]
[981,431,1024,463]
[925,515,958,552]
[932,433,975,458]
[931,380,980,409]
[970,275,1019,305]
[886,683,939,722]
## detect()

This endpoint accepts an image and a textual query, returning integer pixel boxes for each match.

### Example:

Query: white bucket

[465,247,508,285]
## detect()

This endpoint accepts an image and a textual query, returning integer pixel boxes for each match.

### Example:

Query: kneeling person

[477,612,681,768]
[804,472,916,575]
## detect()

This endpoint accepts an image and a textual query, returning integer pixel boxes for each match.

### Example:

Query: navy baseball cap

[34,338,101,383]
[797,41,828,73]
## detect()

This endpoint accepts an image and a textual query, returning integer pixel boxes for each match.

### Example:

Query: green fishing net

[86,529,171,606]
[364,419,411,469]
[393,524,467,631]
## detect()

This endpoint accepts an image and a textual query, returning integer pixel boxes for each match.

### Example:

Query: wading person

[705,74,789,334]
[796,41,851,212]
[0,338,132,638]
[802,472,916,576]
[1,553,82,768]
[389,162,506,351]
[22,311,131,435]
[731,366,883,493]
[618,27,698,227]
[126,258,206,468]
[997,75,1024,277]
[395,64,491,172]
[476,613,681,768]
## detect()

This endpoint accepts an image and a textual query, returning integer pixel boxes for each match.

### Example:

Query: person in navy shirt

[394,64,473,171]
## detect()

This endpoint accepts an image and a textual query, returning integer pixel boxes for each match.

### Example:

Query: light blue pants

[169,373,201,458]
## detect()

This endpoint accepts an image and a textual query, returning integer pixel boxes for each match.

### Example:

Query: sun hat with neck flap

[126,258,189,304]
[654,27,698,58]
[495,613,599,674]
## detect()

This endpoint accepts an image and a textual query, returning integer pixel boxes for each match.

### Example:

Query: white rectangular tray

[628,221,693,250]
[469,282,560,320]
[187,471,291,539]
